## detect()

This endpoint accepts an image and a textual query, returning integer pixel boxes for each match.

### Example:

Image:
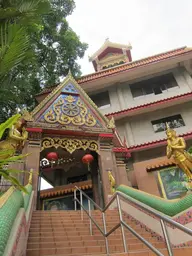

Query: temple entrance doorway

[38,147,103,210]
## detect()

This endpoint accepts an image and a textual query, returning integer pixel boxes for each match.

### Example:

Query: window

[130,74,178,98]
[90,91,111,109]
[151,114,185,133]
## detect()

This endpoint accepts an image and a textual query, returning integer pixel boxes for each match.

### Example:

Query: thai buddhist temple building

[2,40,192,256]
[33,39,192,203]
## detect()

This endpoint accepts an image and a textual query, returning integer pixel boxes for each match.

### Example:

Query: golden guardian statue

[166,123,192,181]
[0,114,28,160]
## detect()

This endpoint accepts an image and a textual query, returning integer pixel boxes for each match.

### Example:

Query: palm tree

[0,0,50,121]
[0,1,50,190]
[0,0,50,79]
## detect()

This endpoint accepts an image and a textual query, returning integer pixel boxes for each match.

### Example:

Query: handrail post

[160,219,173,256]
[74,189,77,211]
[116,195,128,253]
[88,199,93,235]
[80,191,83,220]
[102,212,109,255]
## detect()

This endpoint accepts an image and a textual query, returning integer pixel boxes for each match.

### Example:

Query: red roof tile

[106,92,192,118]
[36,46,192,97]
[40,180,92,198]
[146,159,175,172]
[78,47,192,84]
[128,131,192,152]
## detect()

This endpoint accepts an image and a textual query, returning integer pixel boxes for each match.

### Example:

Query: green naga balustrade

[117,185,192,217]
[0,184,33,256]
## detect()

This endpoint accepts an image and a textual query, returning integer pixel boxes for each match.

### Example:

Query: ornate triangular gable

[30,73,112,132]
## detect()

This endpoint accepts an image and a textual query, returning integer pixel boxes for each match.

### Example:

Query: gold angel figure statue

[0,114,28,160]
[108,170,116,194]
[166,123,192,181]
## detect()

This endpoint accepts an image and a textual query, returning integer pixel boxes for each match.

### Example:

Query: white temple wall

[99,67,192,115]
[115,101,192,146]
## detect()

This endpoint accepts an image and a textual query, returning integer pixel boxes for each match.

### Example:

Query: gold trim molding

[0,186,15,208]
[41,137,99,154]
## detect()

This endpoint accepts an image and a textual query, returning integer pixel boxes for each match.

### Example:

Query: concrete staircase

[26,210,192,256]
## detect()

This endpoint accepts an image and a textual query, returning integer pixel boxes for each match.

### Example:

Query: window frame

[90,91,111,109]
[130,73,178,99]
[151,114,185,133]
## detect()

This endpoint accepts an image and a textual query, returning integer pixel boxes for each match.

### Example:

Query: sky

[41,0,192,190]
[67,0,192,75]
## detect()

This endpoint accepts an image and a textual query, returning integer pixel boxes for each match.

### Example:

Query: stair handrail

[74,186,192,256]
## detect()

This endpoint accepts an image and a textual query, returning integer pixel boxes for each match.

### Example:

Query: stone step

[28,223,140,232]
[30,216,122,221]
[27,237,157,245]
[27,240,166,250]
[28,229,151,238]
[29,221,135,228]
[27,210,191,256]
[26,247,192,256]
[28,232,154,242]
[26,246,192,256]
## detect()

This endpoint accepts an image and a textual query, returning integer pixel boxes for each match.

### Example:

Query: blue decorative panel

[62,83,78,94]
[38,94,104,129]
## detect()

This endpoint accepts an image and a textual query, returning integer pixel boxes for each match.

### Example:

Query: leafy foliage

[188,146,192,154]
[0,0,88,121]
[0,151,28,193]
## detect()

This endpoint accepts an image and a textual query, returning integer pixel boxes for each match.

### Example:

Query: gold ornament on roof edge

[166,123,192,181]
[22,109,34,122]
[28,169,33,185]
[107,116,115,129]
[41,137,99,154]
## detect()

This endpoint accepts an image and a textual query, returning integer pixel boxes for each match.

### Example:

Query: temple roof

[89,39,132,61]
[146,159,175,172]
[36,46,192,97]
[106,91,192,120]
[29,72,113,133]
[78,46,192,84]
[128,130,192,152]
[40,180,92,199]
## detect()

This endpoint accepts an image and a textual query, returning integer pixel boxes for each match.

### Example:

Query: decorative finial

[166,122,170,131]
[68,69,72,77]
[66,95,75,103]
[107,116,115,129]
[123,136,127,147]
[28,169,33,185]
[21,108,34,122]
[108,170,116,194]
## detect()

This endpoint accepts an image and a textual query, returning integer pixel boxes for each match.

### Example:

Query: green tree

[0,0,88,121]
[0,0,51,120]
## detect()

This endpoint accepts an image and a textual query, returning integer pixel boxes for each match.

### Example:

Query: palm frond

[0,23,30,78]
[0,8,20,20]
[0,113,21,138]
[2,168,25,173]
[18,0,50,15]
[0,153,30,165]
[0,171,28,193]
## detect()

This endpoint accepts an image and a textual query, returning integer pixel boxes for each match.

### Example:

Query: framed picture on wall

[43,195,75,211]
[42,192,94,211]
[157,167,188,200]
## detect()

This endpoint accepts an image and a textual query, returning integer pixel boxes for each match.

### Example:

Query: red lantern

[47,152,58,161]
[82,154,94,171]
